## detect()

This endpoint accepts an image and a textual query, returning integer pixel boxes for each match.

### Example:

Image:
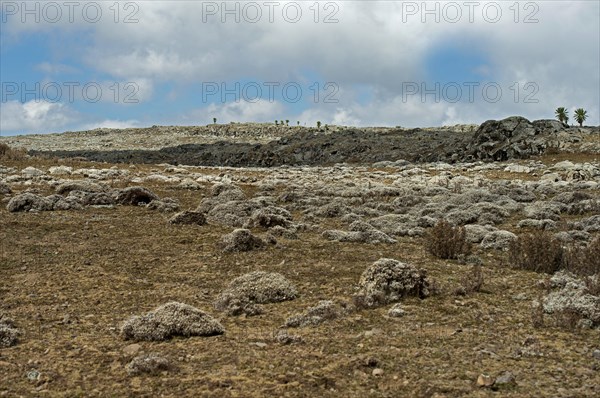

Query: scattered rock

[122,343,142,357]
[372,368,384,377]
[56,181,105,195]
[6,193,52,212]
[476,373,494,388]
[243,206,292,229]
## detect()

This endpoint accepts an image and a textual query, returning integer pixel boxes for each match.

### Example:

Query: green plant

[285,120,289,126]
[275,120,278,125]
[574,108,588,126]
[297,121,300,126]
[213,117,217,124]
[555,107,569,124]
[317,121,321,129]
[425,220,471,260]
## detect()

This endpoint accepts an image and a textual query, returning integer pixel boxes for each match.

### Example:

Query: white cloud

[35,62,80,75]
[3,1,599,128]
[185,100,286,125]
[0,100,78,134]
[78,119,141,130]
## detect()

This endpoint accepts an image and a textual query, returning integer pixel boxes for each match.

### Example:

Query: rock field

[0,116,599,396]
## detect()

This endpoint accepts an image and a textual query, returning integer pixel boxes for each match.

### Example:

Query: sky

[1,0,599,135]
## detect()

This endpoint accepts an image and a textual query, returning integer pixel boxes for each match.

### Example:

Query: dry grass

[424,220,471,260]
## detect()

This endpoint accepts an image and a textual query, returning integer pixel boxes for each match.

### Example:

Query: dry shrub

[564,236,600,276]
[425,220,471,259]
[508,230,565,274]
[0,143,26,160]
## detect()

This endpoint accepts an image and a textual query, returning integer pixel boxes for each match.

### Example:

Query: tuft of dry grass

[456,264,484,295]
[425,220,471,260]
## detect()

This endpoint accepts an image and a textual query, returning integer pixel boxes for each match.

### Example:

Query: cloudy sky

[1,1,598,135]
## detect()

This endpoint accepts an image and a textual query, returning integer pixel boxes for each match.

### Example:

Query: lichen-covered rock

[517,219,557,230]
[6,193,53,212]
[168,211,207,225]
[464,224,498,243]
[120,302,224,341]
[480,230,518,250]
[147,198,180,212]
[0,314,19,348]
[285,300,349,327]
[0,181,12,195]
[214,271,297,316]
[355,258,430,307]
[323,221,397,244]
[56,181,105,195]
[126,353,172,375]
[116,186,159,205]
[205,200,262,227]
[542,271,600,328]
[219,229,269,252]
[67,190,115,206]
[243,206,292,229]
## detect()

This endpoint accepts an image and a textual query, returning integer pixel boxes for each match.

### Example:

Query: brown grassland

[1,154,599,397]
